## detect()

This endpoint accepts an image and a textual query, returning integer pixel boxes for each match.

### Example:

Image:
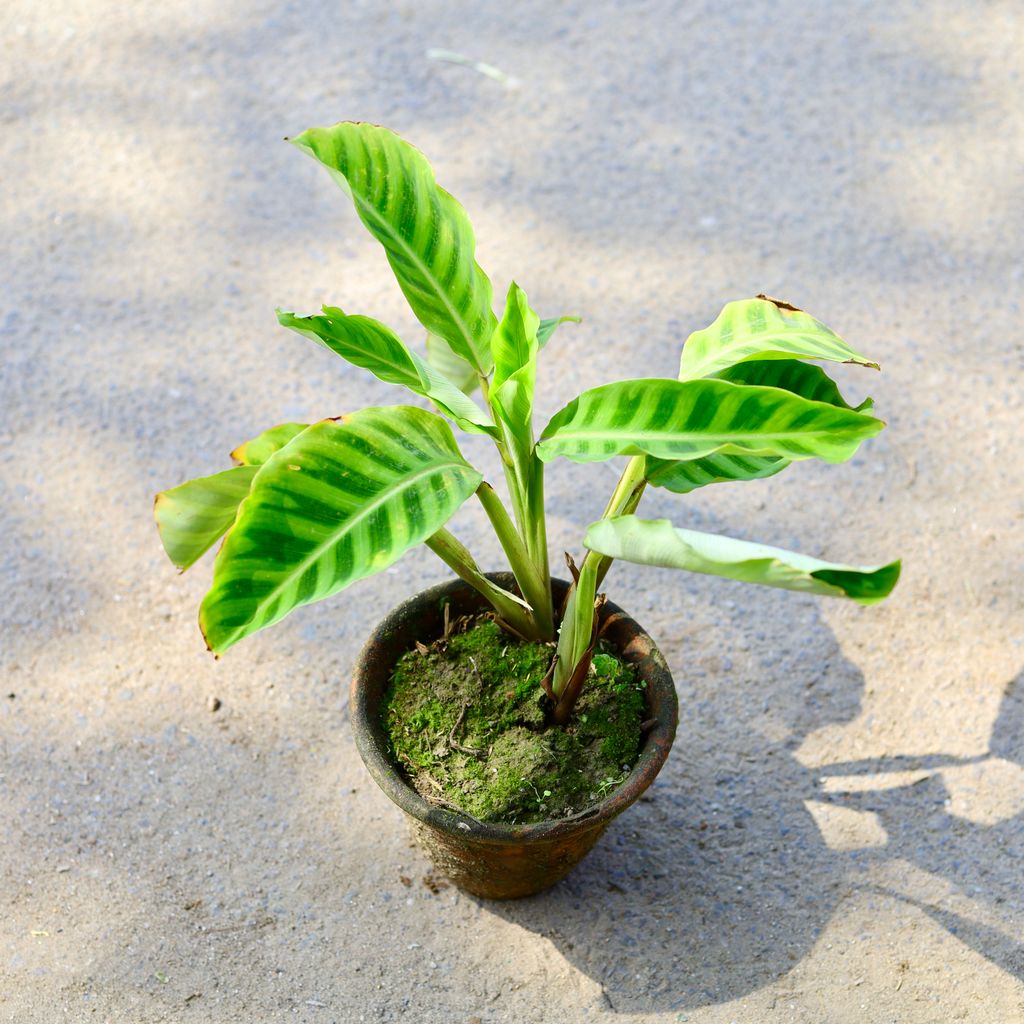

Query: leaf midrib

[349,187,485,373]
[543,422,867,447]
[307,313,417,384]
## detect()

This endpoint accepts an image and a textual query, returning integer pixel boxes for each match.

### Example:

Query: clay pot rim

[350,574,678,846]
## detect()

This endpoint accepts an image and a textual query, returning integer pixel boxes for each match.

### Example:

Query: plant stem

[591,455,648,589]
[524,459,553,620]
[425,528,538,639]
[476,482,554,639]
[500,456,554,636]
[550,455,649,707]
[479,372,554,639]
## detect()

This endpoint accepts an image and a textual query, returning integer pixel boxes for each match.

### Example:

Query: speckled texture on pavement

[2,2,1023,1022]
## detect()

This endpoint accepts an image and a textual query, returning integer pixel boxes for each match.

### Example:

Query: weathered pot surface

[350,574,678,900]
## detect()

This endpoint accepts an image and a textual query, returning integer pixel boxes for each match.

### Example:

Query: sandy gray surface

[3,1,1023,1021]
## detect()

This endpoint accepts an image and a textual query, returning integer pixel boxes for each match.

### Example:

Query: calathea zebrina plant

[154,122,900,725]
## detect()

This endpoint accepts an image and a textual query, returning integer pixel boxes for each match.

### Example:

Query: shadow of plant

[476,598,859,1011]
[484,640,1024,1013]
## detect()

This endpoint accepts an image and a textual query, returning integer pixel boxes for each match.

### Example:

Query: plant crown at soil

[382,618,644,824]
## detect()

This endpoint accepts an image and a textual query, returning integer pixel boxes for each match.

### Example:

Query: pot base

[408,809,613,900]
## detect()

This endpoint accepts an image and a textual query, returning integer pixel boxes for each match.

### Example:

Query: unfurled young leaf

[551,554,600,702]
[487,283,553,625]
[584,517,901,605]
[289,122,497,375]
[277,307,496,436]
[491,283,540,448]
[491,282,539,394]
[199,407,483,654]
[678,297,879,381]
[537,378,883,465]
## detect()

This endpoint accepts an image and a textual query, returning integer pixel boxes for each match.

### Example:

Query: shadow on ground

[485,638,1024,1013]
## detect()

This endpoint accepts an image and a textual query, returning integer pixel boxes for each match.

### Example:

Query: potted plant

[154,122,900,899]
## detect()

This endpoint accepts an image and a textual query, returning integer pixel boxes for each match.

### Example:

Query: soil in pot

[381,615,646,825]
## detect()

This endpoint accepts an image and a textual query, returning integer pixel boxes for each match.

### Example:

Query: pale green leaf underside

[679,298,879,381]
[199,407,483,654]
[155,466,257,571]
[277,307,495,435]
[537,378,883,465]
[157,422,314,569]
[231,422,310,466]
[645,359,872,493]
[584,518,901,604]
[290,122,497,374]
[426,332,479,394]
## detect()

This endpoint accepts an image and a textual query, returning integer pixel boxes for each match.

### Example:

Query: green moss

[381,616,646,824]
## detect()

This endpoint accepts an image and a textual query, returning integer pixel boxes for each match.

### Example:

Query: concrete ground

[2,1,1022,1021]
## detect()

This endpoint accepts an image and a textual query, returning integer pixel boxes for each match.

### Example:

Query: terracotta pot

[350,574,678,900]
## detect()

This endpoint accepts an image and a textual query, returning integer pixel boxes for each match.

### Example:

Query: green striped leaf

[155,466,257,571]
[277,307,495,435]
[644,452,788,494]
[645,359,872,493]
[231,422,309,466]
[716,359,873,412]
[290,122,497,374]
[199,407,483,654]
[584,517,901,605]
[536,378,884,465]
[678,297,878,381]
